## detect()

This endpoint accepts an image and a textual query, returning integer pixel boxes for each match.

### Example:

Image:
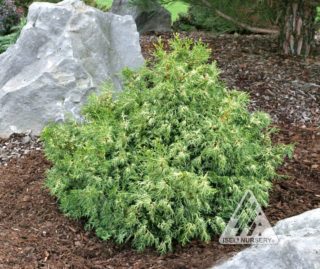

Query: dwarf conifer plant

[41,36,292,253]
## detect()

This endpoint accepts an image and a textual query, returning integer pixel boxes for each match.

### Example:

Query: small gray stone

[111,0,171,33]
[21,136,31,144]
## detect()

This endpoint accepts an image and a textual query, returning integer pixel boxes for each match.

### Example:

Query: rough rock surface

[213,208,320,269]
[111,0,171,33]
[0,0,144,138]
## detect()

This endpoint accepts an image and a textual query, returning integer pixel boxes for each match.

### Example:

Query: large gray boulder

[111,0,171,33]
[0,0,144,137]
[213,208,320,269]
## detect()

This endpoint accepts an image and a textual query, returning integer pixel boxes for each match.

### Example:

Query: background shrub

[42,36,292,253]
[0,0,21,35]
[173,0,277,33]
[173,5,237,33]
[13,0,61,13]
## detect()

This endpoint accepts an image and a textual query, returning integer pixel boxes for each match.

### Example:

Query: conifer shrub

[41,36,292,253]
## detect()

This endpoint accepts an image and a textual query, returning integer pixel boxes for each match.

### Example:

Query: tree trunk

[279,0,317,56]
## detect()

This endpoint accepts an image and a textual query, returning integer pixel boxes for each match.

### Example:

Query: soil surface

[0,33,319,269]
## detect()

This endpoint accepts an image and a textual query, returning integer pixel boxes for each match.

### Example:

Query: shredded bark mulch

[0,125,319,269]
[0,33,319,268]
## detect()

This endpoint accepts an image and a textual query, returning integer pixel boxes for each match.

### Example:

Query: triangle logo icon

[219,190,278,244]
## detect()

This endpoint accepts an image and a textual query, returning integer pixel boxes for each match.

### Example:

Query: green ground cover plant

[163,1,188,22]
[42,36,292,254]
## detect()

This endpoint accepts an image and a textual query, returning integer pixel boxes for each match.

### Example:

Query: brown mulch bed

[0,33,319,268]
[0,125,319,269]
